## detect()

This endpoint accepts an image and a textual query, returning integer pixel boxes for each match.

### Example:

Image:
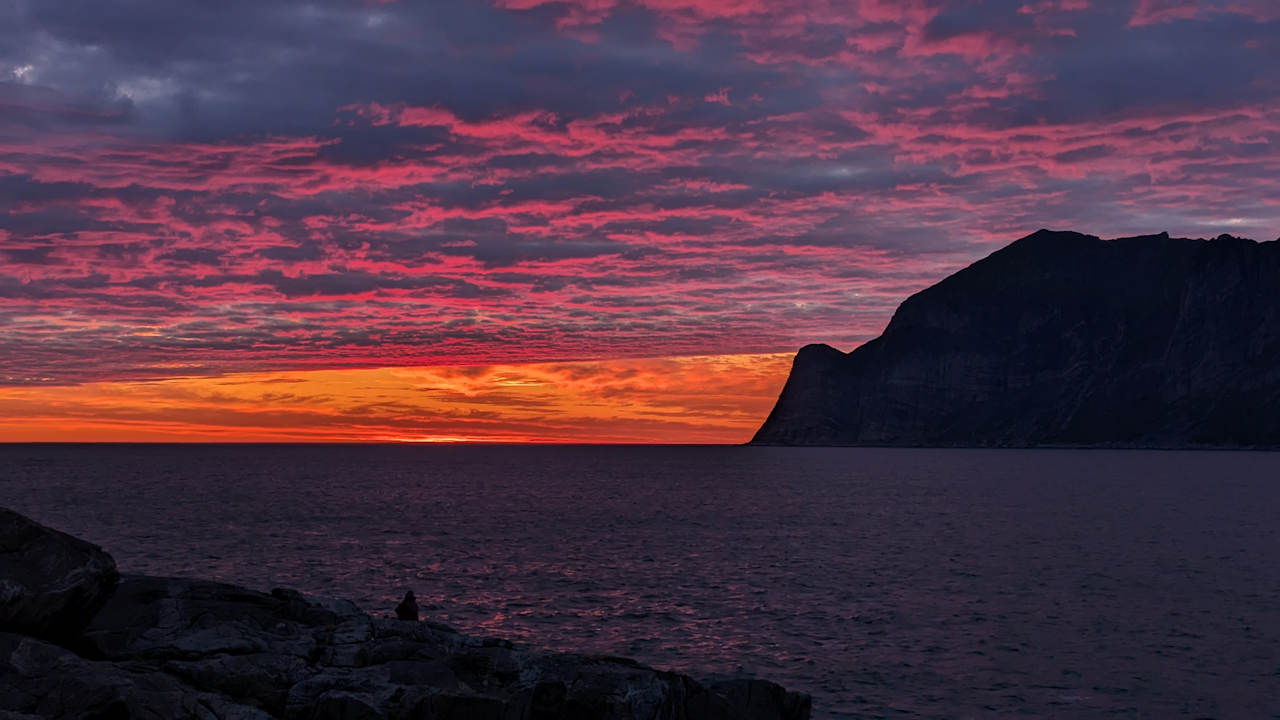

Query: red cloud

[1129,0,1280,26]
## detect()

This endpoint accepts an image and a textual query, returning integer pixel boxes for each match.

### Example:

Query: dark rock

[708,678,813,720]
[164,653,313,716]
[0,508,118,645]
[0,632,271,720]
[82,576,318,662]
[753,229,1280,447]
[528,680,567,719]
[403,692,511,720]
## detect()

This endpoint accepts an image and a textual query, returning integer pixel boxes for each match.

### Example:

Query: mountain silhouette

[752,230,1280,447]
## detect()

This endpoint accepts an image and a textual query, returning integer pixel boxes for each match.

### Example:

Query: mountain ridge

[751,229,1280,448]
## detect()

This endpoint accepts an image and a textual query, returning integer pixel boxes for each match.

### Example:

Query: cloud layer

[2,0,1277,387]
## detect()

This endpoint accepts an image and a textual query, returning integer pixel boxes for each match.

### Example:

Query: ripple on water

[3,444,1279,719]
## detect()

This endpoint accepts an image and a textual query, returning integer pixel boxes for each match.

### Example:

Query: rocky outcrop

[0,508,118,645]
[0,632,272,720]
[0,508,811,720]
[753,230,1280,447]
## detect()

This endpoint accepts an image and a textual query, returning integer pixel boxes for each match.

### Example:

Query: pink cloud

[1128,0,1202,26]
[1129,0,1280,25]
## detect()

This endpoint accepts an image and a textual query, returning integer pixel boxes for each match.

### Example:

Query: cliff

[752,230,1280,447]
[0,507,810,720]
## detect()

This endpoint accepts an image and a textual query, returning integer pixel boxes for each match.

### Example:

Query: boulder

[0,632,272,720]
[0,508,118,644]
[82,576,321,662]
[706,678,813,720]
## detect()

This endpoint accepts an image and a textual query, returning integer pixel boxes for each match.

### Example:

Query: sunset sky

[2,0,1277,442]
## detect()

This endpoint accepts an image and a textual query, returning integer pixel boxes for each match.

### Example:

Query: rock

[0,632,272,720]
[707,678,813,720]
[165,653,313,716]
[82,576,319,662]
[753,229,1280,447]
[0,508,118,645]
[84,576,811,719]
[1,507,811,719]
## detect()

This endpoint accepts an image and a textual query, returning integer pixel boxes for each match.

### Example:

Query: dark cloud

[1052,144,1114,163]
[156,247,224,265]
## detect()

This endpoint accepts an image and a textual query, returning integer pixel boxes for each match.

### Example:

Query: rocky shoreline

[0,507,811,719]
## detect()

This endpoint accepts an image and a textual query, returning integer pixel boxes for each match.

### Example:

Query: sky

[1,0,1277,442]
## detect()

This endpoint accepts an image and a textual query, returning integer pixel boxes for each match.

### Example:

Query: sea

[2,444,1278,718]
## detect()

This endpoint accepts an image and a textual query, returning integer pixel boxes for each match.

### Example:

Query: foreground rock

[753,230,1280,447]
[0,508,810,720]
[0,508,118,645]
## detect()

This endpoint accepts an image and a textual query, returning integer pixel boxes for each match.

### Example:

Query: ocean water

[2,444,1278,718]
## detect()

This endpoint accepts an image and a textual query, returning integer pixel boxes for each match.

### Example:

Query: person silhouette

[395,590,419,621]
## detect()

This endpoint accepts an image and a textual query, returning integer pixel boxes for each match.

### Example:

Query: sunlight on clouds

[0,353,794,444]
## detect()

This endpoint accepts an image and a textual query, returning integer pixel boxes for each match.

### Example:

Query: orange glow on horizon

[0,353,794,444]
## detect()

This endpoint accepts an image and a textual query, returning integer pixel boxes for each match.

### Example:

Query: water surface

[3,445,1278,718]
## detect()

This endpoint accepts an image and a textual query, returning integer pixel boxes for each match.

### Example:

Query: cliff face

[752,230,1280,447]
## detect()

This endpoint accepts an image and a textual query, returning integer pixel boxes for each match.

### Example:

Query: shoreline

[0,506,811,720]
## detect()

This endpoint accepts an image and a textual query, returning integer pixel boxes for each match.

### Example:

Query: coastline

[0,506,811,720]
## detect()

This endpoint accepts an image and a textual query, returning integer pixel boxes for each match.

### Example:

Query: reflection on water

[3,445,1278,718]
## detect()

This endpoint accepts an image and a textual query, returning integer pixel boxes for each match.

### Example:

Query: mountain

[751,230,1280,448]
